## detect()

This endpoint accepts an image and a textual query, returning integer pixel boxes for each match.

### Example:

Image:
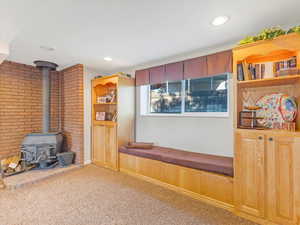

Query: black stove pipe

[33,61,58,133]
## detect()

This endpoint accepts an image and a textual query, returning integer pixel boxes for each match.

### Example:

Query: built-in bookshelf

[233,32,300,132]
[92,74,135,170]
[233,33,300,225]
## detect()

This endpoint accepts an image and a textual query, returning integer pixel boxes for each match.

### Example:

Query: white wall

[120,44,235,157]
[0,41,9,64]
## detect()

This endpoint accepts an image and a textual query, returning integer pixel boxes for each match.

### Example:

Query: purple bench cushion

[119,146,233,177]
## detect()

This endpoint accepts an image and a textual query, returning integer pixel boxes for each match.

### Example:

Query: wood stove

[20,61,64,169]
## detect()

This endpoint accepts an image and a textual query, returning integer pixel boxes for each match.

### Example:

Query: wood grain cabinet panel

[93,125,117,170]
[93,125,106,165]
[179,167,201,194]
[119,153,234,210]
[105,125,117,169]
[184,56,207,79]
[266,135,300,225]
[234,131,265,218]
[207,50,233,76]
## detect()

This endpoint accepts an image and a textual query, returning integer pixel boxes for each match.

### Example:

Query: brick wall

[0,61,45,158]
[61,64,84,164]
[0,61,85,164]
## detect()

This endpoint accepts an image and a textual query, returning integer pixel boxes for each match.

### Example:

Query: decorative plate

[255,93,284,128]
[280,95,297,122]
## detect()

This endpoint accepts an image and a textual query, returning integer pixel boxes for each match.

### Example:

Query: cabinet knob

[258,136,263,140]
[269,137,273,141]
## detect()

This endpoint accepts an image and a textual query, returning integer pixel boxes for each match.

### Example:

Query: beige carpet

[0,165,257,225]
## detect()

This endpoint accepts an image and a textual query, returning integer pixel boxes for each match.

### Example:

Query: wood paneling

[93,125,106,165]
[235,129,300,225]
[184,56,207,79]
[234,131,265,218]
[149,65,165,84]
[93,125,117,170]
[165,62,184,82]
[266,135,300,225]
[119,153,234,210]
[135,69,149,86]
[207,50,232,76]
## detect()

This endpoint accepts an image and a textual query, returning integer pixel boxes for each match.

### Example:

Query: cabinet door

[266,135,300,225]
[104,125,118,170]
[235,131,265,218]
[93,125,106,165]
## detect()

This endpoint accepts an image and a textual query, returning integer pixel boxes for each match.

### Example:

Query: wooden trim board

[119,153,234,212]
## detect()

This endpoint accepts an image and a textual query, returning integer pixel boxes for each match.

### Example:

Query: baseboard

[120,168,234,212]
[234,211,277,225]
[92,161,119,172]
[84,159,92,165]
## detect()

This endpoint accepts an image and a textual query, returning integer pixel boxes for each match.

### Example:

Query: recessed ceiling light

[104,57,112,61]
[40,45,55,51]
[211,16,229,26]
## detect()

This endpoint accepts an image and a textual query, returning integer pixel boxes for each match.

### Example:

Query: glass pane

[150,81,182,113]
[185,74,228,112]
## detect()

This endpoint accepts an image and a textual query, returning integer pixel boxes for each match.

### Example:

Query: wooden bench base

[119,153,234,211]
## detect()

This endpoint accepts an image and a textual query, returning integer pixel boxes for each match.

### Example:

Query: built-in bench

[119,146,233,177]
[119,146,234,211]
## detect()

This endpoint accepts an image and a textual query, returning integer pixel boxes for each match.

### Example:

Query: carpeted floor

[0,165,257,225]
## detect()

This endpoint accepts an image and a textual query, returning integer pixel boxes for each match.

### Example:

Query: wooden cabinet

[235,130,300,225]
[232,33,300,225]
[93,124,117,170]
[266,134,300,225]
[235,131,265,218]
[92,75,135,171]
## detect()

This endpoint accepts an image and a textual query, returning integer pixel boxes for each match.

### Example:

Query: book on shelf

[274,56,298,77]
[96,112,106,121]
[110,94,116,103]
[238,56,298,82]
[112,112,118,122]
[261,64,265,79]
[237,63,244,81]
[242,61,251,81]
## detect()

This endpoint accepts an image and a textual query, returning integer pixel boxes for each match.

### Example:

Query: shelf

[234,33,300,61]
[94,102,117,105]
[235,128,300,136]
[93,120,117,126]
[237,75,300,88]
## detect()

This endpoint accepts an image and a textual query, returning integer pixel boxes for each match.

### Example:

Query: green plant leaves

[238,26,300,45]
[287,25,300,34]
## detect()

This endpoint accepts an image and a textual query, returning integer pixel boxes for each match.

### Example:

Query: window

[185,74,228,113]
[150,81,182,113]
[141,74,229,117]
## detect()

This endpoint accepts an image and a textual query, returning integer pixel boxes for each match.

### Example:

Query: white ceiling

[1,0,300,73]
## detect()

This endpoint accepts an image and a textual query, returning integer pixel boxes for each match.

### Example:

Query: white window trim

[140,73,230,118]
